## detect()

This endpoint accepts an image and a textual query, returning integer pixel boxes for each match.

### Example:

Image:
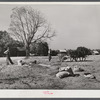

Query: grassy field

[0,55,100,89]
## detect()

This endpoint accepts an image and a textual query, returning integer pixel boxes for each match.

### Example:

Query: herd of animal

[56,65,96,79]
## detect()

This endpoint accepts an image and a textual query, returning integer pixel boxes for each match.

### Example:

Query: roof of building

[93,50,99,54]
[59,50,66,53]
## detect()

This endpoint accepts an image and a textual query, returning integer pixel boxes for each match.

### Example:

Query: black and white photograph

[0,2,100,92]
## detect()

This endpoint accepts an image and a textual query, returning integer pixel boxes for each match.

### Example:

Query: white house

[92,50,99,55]
[59,50,66,54]
[58,50,67,61]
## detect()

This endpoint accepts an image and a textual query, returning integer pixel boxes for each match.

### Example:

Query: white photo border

[0,2,100,98]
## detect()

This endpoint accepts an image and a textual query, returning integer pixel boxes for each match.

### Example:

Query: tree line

[0,31,99,58]
[0,6,99,58]
[0,6,56,57]
[0,31,49,57]
[66,47,92,61]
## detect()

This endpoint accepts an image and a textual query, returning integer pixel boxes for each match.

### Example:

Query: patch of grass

[0,55,100,89]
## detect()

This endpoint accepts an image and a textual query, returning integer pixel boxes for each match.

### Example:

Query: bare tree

[9,6,55,57]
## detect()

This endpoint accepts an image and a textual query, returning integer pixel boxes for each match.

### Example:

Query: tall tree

[0,31,13,56]
[9,6,55,57]
[37,41,49,56]
[0,31,24,57]
[76,46,91,61]
[30,41,49,56]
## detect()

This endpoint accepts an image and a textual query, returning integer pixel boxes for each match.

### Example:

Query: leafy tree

[76,46,91,61]
[9,41,25,57]
[0,31,13,56]
[51,50,59,56]
[66,49,78,61]
[9,6,55,57]
[30,41,49,56]
[66,47,91,61]
[0,31,24,57]
[30,42,37,55]
[41,42,48,56]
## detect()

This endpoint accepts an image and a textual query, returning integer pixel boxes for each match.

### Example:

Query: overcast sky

[0,4,100,50]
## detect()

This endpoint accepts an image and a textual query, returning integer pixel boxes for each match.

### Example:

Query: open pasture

[0,55,99,89]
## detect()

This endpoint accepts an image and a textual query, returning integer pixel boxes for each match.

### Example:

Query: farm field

[0,55,100,89]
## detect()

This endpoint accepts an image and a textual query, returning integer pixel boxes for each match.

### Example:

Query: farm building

[92,50,99,55]
[59,50,67,54]
[58,50,67,61]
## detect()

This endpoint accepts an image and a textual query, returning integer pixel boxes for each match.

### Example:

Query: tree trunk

[25,44,30,58]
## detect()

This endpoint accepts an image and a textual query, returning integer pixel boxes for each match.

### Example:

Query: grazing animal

[56,71,70,78]
[17,60,26,66]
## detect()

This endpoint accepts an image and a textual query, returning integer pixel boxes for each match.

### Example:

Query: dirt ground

[0,55,100,89]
